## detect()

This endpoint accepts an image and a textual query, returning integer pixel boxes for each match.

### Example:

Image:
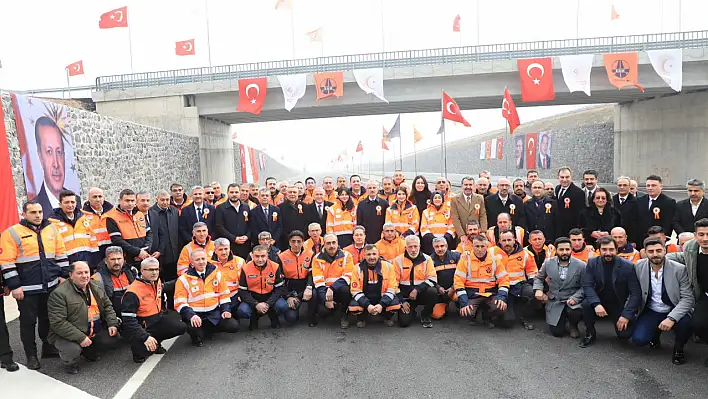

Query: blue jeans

[237,298,297,325]
[632,308,692,350]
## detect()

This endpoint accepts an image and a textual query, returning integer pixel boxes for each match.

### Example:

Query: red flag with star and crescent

[452,15,461,32]
[497,137,504,159]
[442,91,471,127]
[99,6,128,29]
[66,61,84,77]
[517,58,555,103]
[501,88,520,134]
[356,141,364,153]
[176,39,195,56]
[526,132,538,170]
[236,77,268,114]
[381,138,390,151]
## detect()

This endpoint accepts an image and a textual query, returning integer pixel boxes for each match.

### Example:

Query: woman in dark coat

[408,175,432,230]
[579,187,623,249]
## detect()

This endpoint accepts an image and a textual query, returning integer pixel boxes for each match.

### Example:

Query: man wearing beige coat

[450,176,487,247]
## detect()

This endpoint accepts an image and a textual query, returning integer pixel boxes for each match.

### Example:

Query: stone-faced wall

[380,105,614,182]
[2,93,200,205]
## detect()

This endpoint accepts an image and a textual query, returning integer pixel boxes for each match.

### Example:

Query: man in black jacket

[306,187,333,233]
[278,185,310,250]
[637,175,676,246]
[672,178,708,234]
[148,191,180,283]
[178,186,215,247]
[485,178,527,230]
[523,181,559,244]
[357,181,389,244]
[554,167,585,237]
[613,176,641,247]
[213,184,251,260]
[579,236,642,348]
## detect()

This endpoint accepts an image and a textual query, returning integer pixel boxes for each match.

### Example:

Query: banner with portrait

[12,94,80,215]
[514,135,525,169]
[538,131,552,169]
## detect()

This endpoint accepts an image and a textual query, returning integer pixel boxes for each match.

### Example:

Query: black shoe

[133,355,147,364]
[672,350,686,365]
[81,353,100,362]
[41,344,59,358]
[155,345,167,355]
[26,356,41,370]
[421,317,433,328]
[65,363,79,374]
[1,361,20,372]
[249,317,258,331]
[192,338,204,347]
[308,320,318,327]
[649,338,662,349]
[579,335,596,348]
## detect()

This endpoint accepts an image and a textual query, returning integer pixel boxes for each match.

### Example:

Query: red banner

[0,103,20,230]
[526,132,538,170]
[249,147,259,183]
[496,138,504,160]
[239,144,248,183]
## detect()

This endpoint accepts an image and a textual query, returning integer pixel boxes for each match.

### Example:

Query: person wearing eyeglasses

[121,258,186,363]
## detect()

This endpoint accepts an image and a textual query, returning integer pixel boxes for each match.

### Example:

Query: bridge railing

[93,30,708,91]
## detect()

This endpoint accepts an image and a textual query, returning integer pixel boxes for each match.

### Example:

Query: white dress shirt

[648,267,672,313]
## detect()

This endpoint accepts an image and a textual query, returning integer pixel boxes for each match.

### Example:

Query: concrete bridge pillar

[95,95,235,186]
[613,91,708,187]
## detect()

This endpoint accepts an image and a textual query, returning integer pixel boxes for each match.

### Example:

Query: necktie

[196,207,202,221]
[587,191,592,206]
[559,188,566,198]
[619,197,625,206]
[318,204,323,218]
[264,207,269,219]
[199,273,205,280]
[542,156,546,169]
[466,196,471,206]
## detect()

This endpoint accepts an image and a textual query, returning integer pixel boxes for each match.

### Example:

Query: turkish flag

[248,147,259,183]
[0,100,19,231]
[381,139,390,151]
[452,15,461,32]
[604,52,644,91]
[99,6,128,29]
[517,58,555,102]
[485,140,492,160]
[176,39,195,56]
[501,88,520,134]
[66,61,84,77]
[236,77,268,114]
[239,145,248,183]
[314,72,344,101]
[356,141,364,153]
[497,138,504,159]
[526,132,538,170]
[442,91,471,127]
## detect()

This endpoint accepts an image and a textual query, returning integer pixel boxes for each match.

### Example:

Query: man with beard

[348,245,401,328]
[279,185,309,250]
[214,183,252,260]
[456,221,481,253]
[513,179,531,203]
[486,178,527,231]
[525,170,539,196]
[451,176,487,247]
[613,176,640,247]
[580,236,641,348]
[430,237,462,320]
[524,181,559,244]
[375,223,405,262]
[91,246,137,317]
[673,179,708,234]
[637,175,676,245]
[534,237,586,338]
[554,167,585,237]
[582,170,598,208]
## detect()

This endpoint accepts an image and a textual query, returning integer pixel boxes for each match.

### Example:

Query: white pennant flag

[647,49,682,92]
[479,142,485,160]
[352,68,388,103]
[277,74,307,111]
[490,138,498,159]
[559,54,594,96]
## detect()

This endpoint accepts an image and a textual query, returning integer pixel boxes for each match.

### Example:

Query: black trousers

[159,261,178,285]
[0,296,13,363]
[17,292,52,356]
[548,306,583,337]
[398,286,437,327]
[692,295,708,341]
[232,243,251,261]
[582,298,633,340]
[317,285,351,317]
[130,316,186,358]
[185,317,239,342]
[504,283,535,323]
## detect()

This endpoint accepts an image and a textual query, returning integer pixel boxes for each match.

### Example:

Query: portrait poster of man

[12,94,80,215]
[514,135,525,169]
[538,131,552,169]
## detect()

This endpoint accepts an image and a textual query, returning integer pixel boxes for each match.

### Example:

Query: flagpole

[127,21,134,73]
[504,124,509,176]
[290,4,296,59]
[575,0,580,39]
[398,136,403,172]
[414,140,418,175]
[476,0,480,45]
[205,0,213,70]
[65,70,71,100]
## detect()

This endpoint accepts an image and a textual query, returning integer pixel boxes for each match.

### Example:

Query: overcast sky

[1,0,704,171]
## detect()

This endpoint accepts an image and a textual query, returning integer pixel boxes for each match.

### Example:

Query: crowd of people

[1,168,708,374]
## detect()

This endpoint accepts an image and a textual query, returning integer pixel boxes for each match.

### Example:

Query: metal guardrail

[94,30,708,91]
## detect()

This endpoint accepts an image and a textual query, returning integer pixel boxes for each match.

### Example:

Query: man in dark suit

[305,187,333,234]
[636,175,676,245]
[31,116,74,216]
[148,190,180,283]
[554,167,585,237]
[613,176,641,246]
[250,188,283,245]
[537,132,551,170]
[672,178,708,234]
[524,181,559,244]
[485,177,527,230]
[579,236,642,348]
[213,184,252,259]
[279,185,309,250]
[178,186,215,247]
[356,181,389,244]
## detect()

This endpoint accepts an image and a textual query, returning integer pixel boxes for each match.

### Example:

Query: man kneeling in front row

[174,249,238,346]
[122,258,186,363]
[349,245,401,328]
[394,235,438,328]
[47,262,120,374]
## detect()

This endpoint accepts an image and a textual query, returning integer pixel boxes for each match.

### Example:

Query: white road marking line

[112,336,178,399]
[0,364,98,398]
[3,295,19,322]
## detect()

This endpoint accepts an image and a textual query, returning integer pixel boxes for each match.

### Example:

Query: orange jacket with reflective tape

[420,205,455,238]
[120,278,163,343]
[343,244,366,265]
[571,247,595,264]
[311,249,354,288]
[375,236,406,262]
[174,264,231,317]
[278,248,313,280]
[377,190,397,205]
[177,238,215,276]
[454,249,510,298]
[105,207,150,261]
[456,239,474,253]
[49,209,92,263]
[239,260,284,295]
[393,253,437,292]
[304,237,323,255]
[489,244,537,286]
[326,202,357,236]
[0,219,68,294]
[385,201,419,235]
[350,260,399,303]
[486,226,526,247]
[210,254,246,297]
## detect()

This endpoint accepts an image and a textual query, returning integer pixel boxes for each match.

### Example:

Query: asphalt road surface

[5,309,708,399]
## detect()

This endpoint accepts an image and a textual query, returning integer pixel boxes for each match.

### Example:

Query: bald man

[610,227,640,263]
[485,178,527,231]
